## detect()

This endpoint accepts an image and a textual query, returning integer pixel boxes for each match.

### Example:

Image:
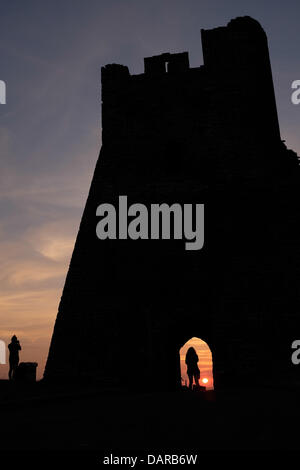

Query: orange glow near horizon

[180,337,214,390]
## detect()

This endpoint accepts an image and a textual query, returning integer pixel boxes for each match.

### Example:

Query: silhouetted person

[8,335,21,380]
[185,347,200,390]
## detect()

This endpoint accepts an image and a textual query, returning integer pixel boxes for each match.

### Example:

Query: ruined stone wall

[44,17,300,391]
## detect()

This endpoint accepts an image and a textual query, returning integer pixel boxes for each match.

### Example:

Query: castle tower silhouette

[44,17,300,390]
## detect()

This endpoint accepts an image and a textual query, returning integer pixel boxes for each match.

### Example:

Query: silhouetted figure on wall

[185,347,200,390]
[8,335,21,380]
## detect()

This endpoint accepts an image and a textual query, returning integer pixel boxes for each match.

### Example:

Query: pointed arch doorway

[179,337,214,390]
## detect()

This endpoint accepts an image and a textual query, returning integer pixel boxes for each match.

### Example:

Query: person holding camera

[8,335,21,380]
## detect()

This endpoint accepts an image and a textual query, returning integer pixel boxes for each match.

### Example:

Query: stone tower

[44,17,300,390]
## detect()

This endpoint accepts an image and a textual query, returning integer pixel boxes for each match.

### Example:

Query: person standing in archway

[185,347,200,390]
[8,335,21,380]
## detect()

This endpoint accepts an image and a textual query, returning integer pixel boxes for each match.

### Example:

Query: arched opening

[179,337,214,390]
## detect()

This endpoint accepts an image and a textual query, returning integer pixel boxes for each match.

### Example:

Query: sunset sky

[1,0,300,380]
